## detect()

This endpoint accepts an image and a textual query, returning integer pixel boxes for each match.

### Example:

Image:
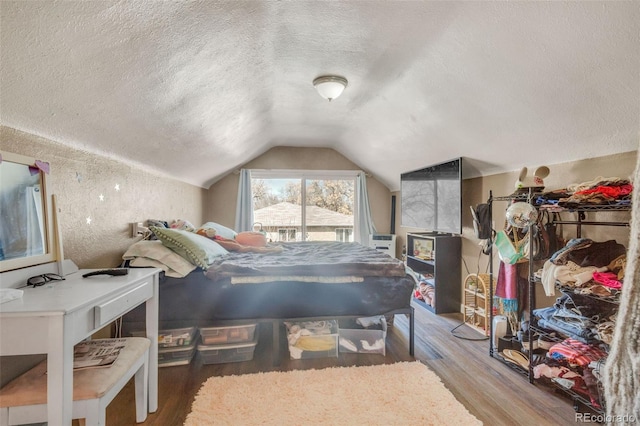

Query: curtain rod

[233,169,371,177]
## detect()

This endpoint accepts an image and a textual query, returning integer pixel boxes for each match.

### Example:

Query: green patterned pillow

[150,227,228,269]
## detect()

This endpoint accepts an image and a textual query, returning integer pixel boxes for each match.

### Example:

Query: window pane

[252,178,301,242]
[305,179,354,242]
[251,175,355,243]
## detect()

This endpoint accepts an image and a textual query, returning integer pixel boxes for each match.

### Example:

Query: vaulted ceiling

[1,1,638,191]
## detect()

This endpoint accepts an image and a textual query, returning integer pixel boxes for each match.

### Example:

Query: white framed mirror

[0,150,56,272]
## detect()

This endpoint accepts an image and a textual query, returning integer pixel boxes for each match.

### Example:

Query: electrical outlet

[131,222,145,238]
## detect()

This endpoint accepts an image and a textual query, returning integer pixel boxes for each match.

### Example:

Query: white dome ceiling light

[313,75,348,101]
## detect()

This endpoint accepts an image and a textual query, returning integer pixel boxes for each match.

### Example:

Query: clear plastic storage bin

[285,320,339,360]
[197,335,258,364]
[338,316,387,355]
[131,326,197,348]
[199,323,257,345]
[158,343,196,367]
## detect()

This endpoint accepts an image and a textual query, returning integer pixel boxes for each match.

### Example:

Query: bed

[120,226,416,361]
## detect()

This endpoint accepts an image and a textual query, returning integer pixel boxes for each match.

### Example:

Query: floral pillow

[197,221,238,240]
[170,219,196,232]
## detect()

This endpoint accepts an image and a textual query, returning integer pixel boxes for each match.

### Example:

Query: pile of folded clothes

[537,238,626,303]
[534,177,632,208]
[533,338,607,408]
[533,292,616,344]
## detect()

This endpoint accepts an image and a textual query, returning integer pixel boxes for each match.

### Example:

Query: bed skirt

[122,270,415,331]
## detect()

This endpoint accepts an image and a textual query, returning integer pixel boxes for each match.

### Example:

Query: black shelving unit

[406,232,461,314]
[487,189,630,415]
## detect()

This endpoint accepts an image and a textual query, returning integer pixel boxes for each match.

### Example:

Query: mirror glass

[0,151,56,272]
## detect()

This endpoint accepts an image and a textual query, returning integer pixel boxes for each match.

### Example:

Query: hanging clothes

[496,261,518,313]
[495,261,530,333]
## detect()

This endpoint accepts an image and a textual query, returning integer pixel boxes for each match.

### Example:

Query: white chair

[0,337,150,426]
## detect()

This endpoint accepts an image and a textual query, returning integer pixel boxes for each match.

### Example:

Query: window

[251,170,357,242]
[335,228,353,242]
[278,228,297,242]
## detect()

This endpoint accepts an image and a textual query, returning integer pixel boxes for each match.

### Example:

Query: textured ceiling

[1,1,639,191]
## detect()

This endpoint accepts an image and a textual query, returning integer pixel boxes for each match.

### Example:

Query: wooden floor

[106,303,579,426]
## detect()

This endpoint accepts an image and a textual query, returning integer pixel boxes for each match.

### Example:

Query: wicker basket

[463,273,496,336]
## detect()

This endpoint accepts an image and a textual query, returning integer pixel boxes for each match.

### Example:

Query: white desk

[0,268,159,425]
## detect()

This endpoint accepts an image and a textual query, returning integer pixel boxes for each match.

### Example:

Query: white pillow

[123,240,196,276]
[129,257,195,278]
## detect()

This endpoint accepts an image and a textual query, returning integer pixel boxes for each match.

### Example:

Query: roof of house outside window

[254,202,353,227]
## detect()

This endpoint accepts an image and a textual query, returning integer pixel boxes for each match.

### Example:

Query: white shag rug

[184,361,482,425]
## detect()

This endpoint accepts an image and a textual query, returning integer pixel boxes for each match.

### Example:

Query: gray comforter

[204,241,406,282]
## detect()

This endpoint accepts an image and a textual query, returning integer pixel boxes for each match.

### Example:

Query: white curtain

[355,172,377,244]
[234,169,254,232]
[25,185,45,256]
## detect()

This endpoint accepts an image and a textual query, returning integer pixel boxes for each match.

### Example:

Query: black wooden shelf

[406,233,461,314]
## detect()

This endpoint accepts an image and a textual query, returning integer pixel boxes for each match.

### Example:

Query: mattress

[122,241,414,329]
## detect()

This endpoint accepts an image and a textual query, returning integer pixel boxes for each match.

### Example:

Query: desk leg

[272,321,281,367]
[48,315,73,425]
[146,275,159,413]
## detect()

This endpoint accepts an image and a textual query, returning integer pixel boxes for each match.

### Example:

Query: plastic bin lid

[159,342,196,353]
[197,335,258,351]
[199,323,256,331]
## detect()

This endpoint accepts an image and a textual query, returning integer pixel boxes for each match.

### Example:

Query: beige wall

[0,126,205,268]
[205,146,393,234]
[2,129,635,386]
[2,127,634,306]
[395,151,637,311]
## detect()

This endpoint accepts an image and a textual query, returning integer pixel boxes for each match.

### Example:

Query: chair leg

[0,407,9,426]
[134,351,149,423]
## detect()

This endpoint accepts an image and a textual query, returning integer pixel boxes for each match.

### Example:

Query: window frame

[250,169,360,242]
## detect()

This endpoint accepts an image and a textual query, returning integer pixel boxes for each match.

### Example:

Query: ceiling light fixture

[313,75,348,102]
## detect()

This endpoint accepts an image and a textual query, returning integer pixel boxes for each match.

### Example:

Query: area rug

[184,361,482,425]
